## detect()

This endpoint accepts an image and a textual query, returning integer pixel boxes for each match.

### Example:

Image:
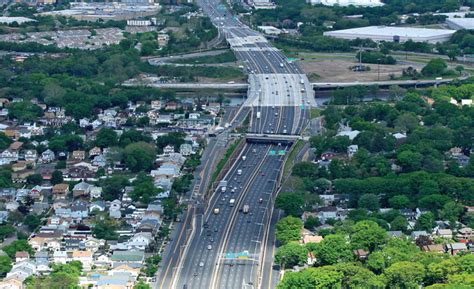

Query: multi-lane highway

[155,0,314,288]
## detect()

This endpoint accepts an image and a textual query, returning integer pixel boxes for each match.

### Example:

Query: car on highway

[199,262,204,267]
[207,245,212,250]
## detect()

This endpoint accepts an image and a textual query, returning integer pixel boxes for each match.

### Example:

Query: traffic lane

[176,143,256,289]
[155,207,192,289]
[236,156,283,289]
[156,137,220,288]
[260,208,283,289]
[205,144,273,289]
[217,157,275,287]
[177,144,270,289]
[219,151,285,289]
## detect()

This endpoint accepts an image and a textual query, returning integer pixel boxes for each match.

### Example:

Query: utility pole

[377,58,381,81]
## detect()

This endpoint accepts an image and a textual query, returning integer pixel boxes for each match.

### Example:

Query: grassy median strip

[211,138,243,184]
[282,140,304,180]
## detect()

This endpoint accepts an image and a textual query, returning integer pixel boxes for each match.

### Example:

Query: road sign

[268,150,276,155]
[278,150,286,155]
[224,251,249,259]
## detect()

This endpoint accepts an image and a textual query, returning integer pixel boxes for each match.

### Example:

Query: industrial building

[446,18,474,30]
[323,26,456,43]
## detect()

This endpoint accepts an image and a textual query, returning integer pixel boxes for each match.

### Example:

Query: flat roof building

[323,26,456,43]
[446,18,474,30]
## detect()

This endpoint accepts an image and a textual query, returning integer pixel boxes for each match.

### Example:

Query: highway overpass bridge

[125,78,454,90]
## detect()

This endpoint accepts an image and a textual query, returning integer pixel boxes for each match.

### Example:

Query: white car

[199,262,204,267]
[207,245,212,250]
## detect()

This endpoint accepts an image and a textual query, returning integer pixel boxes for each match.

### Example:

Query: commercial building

[324,26,456,43]
[307,0,383,7]
[446,18,474,30]
[248,0,276,9]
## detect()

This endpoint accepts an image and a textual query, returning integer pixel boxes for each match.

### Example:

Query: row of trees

[275,218,474,289]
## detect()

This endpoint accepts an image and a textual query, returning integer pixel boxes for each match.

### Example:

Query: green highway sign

[269,150,276,155]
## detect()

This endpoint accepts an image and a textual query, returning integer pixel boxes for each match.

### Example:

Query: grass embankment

[282,140,304,180]
[170,51,237,64]
[310,108,321,119]
[234,112,250,133]
[211,138,243,184]
[143,64,245,81]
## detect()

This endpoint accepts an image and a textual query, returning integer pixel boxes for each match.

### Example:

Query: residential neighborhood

[0,95,225,289]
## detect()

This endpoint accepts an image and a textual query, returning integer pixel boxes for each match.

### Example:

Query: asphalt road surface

[157,0,312,288]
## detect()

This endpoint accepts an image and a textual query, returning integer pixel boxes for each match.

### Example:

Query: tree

[95,128,118,148]
[155,132,185,153]
[134,281,152,289]
[383,261,425,289]
[313,234,353,265]
[455,65,464,75]
[131,172,161,204]
[390,216,408,231]
[3,240,34,258]
[388,195,410,209]
[28,261,82,289]
[119,129,152,147]
[0,133,12,151]
[24,214,41,231]
[358,193,380,211]
[426,258,459,285]
[304,216,321,230]
[350,220,387,252]
[51,170,63,185]
[397,150,423,172]
[439,201,464,222]
[395,112,419,132]
[26,174,42,185]
[123,142,156,172]
[421,58,447,77]
[415,212,435,231]
[92,217,119,240]
[277,267,343,289]
[275,242,308,268]
[0,256,12,277]
[276,216,303,245]
[162,198,178,220]
[0,225,15,241]
[172,173,193,195]
[335,263,385,288]
[100,175,129,201]
[275,192,304,217]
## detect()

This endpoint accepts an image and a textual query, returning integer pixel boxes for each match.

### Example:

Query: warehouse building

[323,26,456,43]
[446,18,474,30]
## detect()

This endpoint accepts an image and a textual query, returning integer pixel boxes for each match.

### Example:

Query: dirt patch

[297,58,424,82]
